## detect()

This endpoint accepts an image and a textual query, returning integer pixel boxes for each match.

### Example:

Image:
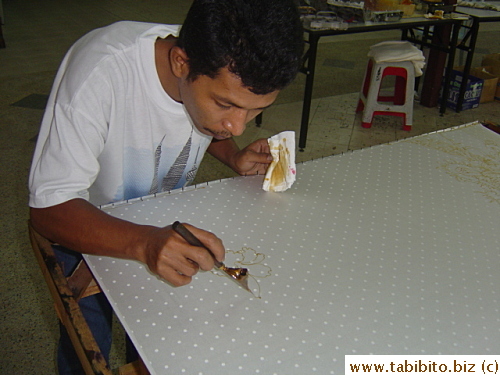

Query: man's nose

[223,109,248,137]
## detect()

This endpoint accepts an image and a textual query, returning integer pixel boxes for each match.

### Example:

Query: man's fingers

[147,223,226,286]
[249,138,271,154]
[158,269,192,287]
[252,151,273,164]
[182,224,225,264]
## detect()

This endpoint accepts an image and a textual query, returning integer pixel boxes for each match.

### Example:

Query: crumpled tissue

[262,131,296,192]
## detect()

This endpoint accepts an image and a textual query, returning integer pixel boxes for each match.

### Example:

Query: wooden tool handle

[172,221,223,268]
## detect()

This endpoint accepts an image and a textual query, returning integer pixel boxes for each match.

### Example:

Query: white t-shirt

[29,21,212,208]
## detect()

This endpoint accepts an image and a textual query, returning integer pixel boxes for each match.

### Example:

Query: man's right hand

[30,198,225,287]
[140,223,225,286]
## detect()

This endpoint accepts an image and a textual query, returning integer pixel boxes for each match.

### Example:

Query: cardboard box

[480,61,500,102]
[469,67,498,103]
[446,68,483,111]
[482,53,500,69]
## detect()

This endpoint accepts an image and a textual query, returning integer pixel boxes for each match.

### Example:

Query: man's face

[178,67,279,140]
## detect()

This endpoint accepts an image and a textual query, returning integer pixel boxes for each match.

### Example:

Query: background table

[86,122,499,375]
[297,17,461,150]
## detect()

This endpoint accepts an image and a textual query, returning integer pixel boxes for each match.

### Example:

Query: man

[29,0,303,372]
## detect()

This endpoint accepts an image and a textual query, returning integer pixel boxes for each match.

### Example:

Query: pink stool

[356,58,414,131]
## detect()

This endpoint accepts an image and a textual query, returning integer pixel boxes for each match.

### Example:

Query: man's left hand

[231,138,272,176]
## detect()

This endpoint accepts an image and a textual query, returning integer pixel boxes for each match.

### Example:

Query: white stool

[356,58,415,131]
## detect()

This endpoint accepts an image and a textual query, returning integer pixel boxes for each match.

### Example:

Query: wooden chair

[28,221,149,375]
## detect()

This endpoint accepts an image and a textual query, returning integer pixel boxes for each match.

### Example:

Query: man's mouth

[206,128,231,140]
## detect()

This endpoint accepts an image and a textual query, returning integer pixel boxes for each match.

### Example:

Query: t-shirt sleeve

[28,21,183,208]
[29,91,109,208]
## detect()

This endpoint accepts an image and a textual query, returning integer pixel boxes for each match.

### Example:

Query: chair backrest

[28,221,150,375]
[28,220,113,375]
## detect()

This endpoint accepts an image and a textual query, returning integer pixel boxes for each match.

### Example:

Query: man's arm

[207,138,272,176]
[30,198,225,286]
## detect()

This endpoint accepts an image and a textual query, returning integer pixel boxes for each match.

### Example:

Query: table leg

[440,21,460,115]
[255,113,262,127]
[299,34,319,151]
[401,27,428,94]
[0,16,5,49]
[420,24,453,108]
[456,19,479,112]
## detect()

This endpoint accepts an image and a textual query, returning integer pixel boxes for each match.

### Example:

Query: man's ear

[170,46,190,79]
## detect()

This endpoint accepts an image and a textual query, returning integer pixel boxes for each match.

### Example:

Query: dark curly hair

[177,0,304,95]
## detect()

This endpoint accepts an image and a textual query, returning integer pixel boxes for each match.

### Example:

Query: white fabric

[367,40,426,77]
[29,21,212,208]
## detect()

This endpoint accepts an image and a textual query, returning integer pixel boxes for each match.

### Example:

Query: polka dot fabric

[86,123,500,375]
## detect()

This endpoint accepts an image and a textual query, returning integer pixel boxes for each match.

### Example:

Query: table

[85,122,499,374]
[455,6,500,112]
[297,17,462,150]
